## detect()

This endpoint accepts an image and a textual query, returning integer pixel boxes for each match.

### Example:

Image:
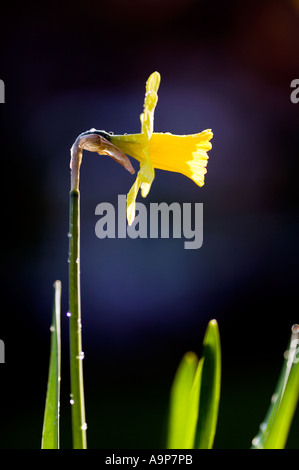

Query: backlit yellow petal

[138,155,155,185]
[127,174,141,226]
[146,71,161,95]
[141,71,160,139]
[126,156,155,224]
[110,133,145,163]
[141,181,152,198]
[149,130,213,187]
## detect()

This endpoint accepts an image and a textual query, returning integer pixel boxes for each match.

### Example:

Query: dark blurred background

[0,0,298,449]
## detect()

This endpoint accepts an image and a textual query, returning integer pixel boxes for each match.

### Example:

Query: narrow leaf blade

[167,351,198,449]
[41,280,61,449]
[187,357,204,448]
[251,326,299,449]
[195,319,221,449]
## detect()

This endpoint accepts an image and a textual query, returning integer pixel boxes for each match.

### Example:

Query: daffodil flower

[109,71,213,226]
[71,72,213,226]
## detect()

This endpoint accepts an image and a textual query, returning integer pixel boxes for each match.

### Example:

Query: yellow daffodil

[110,71,213,225]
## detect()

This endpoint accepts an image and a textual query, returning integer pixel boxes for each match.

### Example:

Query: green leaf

[251,325,299,449]
[167,351,201,449]
[195,319,221,449]
[41,280,61,449]
[166,319,221,449]
[187,357,204,447]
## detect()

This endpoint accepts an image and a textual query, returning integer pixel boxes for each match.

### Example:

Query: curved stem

[68,130,134,449]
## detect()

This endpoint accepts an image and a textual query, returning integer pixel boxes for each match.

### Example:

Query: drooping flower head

[110,72,213,225]
[71,72,213,224]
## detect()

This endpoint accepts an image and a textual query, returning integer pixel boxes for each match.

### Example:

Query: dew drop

[66,312,72,317]
[291,324,299,334]
[67,232,72,238]
[251,436,259,446]
[81,423,88,431]
[50,325,55,332]
[259,422,267,433]
[77,351,85,360]
[283,349,289,360]
[70,399,74,405]
[271,393,278,404]
[251,436,262,448]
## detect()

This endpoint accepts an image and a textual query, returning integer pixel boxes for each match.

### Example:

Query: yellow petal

[110,133,145,163]
[149,130,213,187]
[141,71,161,139]
[126,157,155,224]
[127,174,141,226]
[110,72,160,158]
[146,71,161,95]
[141,181,152,198]
[138,155,155,185]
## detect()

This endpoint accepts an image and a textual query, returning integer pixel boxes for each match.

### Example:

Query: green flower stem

[68,187,87,449]
[68,131,133,449]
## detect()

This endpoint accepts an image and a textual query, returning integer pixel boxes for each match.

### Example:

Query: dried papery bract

[70,132,135,191]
